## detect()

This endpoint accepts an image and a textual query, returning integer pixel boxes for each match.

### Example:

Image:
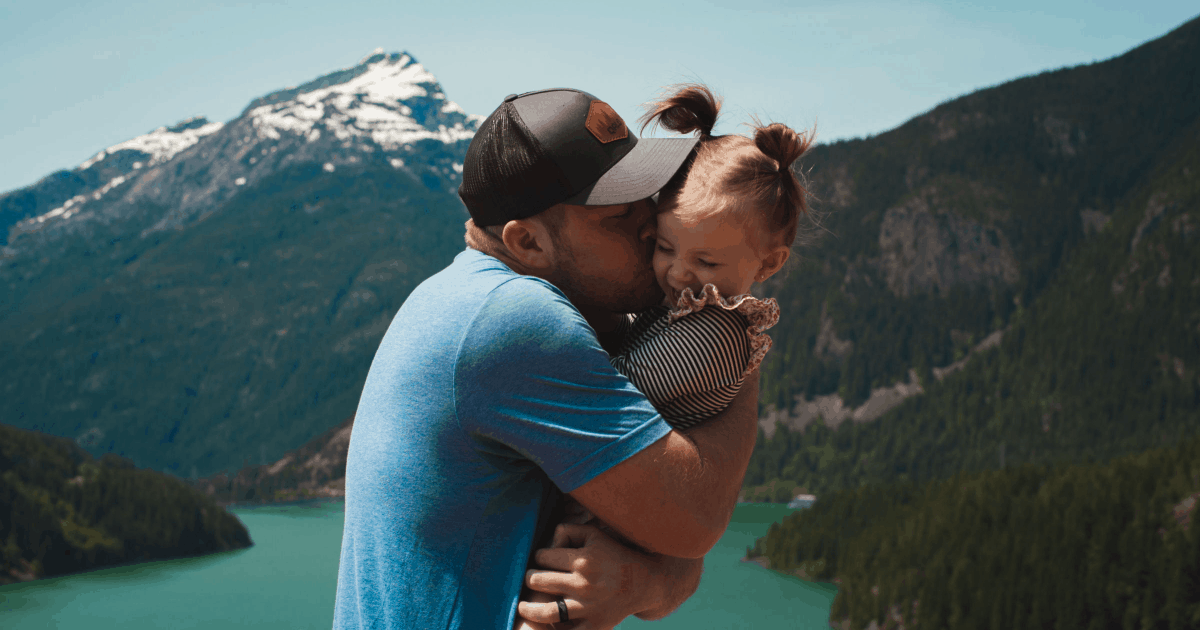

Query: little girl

[517,84,813,628]
[609,83,813,429]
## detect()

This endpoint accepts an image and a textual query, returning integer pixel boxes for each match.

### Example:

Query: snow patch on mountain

[27,175,128,226]
[248,54,474,149]
[80,117,224,170]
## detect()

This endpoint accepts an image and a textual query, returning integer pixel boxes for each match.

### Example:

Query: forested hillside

[192,415,353,505]
[743,14,1200,500]
[757,14,1198,414]
[1,424,251,584]
[749,435,1200,629]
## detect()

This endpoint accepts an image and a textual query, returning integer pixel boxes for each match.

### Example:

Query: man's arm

[633,555,703,620]
[568,370,759,558]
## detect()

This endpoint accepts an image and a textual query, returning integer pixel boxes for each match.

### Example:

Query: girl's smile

[653,208,773,305]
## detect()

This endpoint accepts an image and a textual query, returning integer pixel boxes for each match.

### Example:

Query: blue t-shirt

[333,248,671,630]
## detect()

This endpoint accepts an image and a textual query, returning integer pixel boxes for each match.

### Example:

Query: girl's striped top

[610,285,780,429]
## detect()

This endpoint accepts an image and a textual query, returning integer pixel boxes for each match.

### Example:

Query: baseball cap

[458,88,700,227]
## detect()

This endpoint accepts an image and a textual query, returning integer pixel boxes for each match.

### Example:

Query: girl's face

[652,207,776,306]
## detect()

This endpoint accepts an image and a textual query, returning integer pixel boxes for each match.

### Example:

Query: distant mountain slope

[745,16,1200,497]
[746,109,1200,496]
[0,117,224,242]
[757,14,1200,419]
[0,51,476,476]
[192,415,353,505]
[0,424,251,584]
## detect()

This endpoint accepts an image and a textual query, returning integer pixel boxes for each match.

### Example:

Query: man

[333,88,760,629]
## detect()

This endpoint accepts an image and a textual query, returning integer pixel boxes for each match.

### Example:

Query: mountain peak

[359,47,388,66]
[4,50,478,247]
[245,50,477,149]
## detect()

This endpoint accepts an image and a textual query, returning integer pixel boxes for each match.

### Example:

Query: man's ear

[756,247,790,282]
[500,218,555,271]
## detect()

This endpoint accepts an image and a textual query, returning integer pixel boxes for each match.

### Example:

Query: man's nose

[639,220,657,243]
[637,202,657,242]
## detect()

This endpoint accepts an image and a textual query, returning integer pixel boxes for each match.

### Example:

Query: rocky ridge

[3,49,477,254]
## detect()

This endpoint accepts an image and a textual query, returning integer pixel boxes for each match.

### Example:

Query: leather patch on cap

[585,100,628,144]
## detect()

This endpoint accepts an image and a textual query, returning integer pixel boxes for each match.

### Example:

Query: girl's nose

[668,262,692,287]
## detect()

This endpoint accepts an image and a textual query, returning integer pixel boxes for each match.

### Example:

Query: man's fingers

[531,547,600,578]
[551,522,598,549]
[533,546,579,572]
[516,598,582,625]
[525,568,586,594]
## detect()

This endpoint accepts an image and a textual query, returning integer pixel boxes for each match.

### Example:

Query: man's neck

[465,223,626,351]
[465,221,524,271]
[581,309,627,354]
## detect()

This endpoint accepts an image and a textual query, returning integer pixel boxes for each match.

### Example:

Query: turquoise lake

[0,502,836,629]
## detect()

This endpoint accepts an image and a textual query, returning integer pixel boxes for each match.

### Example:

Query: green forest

[738,17,1200,629]
[755,11,1199,414]
[0,423,250,584]
[742,90,1200,502]
[750,436,1200,629]
[742,15,1200,502]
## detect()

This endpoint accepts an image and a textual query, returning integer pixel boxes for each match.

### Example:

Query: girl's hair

[639,84,814,250]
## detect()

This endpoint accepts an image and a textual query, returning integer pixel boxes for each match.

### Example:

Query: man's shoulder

[441,249,560,299]
[468,279,597,352]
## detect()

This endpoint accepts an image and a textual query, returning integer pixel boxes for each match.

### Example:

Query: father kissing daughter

[518,82,814,628]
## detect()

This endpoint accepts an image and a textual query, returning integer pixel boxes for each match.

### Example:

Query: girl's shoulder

[663,284,780,377]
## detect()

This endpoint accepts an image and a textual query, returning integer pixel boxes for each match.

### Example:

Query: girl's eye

[698,259,718,268]
[656,243,673,254]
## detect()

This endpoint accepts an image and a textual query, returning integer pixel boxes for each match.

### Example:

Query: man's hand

[517,523,703,630]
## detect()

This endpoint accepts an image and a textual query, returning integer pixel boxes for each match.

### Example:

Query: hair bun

[639,84,722,137]
[753,122,812,173]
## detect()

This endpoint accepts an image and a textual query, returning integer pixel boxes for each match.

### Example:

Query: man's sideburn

[551,227,661,318]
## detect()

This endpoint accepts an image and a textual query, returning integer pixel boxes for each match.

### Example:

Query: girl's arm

[611,305,752,428]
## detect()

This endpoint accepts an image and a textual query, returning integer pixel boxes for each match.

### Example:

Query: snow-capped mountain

[3,49,480,250]
[0,50,483,477]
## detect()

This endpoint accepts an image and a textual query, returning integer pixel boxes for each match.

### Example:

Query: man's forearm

[634,555,704,621]
[673,371,760,536]
[570,371,761,558]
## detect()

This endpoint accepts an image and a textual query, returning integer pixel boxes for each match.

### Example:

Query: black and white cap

[459,88,699,227]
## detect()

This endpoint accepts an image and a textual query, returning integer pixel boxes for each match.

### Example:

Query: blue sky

[1,0,1197,194]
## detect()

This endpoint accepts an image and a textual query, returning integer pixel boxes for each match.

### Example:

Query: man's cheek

[619,563,635,596]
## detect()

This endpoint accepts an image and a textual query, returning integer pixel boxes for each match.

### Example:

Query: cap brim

[563,136,699,206]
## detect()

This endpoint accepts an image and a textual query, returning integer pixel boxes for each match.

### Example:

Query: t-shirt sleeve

[453,277,672,493]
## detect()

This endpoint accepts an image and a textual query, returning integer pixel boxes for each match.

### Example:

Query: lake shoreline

[2,502,837,629]
[0,545,253,587]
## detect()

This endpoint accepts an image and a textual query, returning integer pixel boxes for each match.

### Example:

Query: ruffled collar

[667,284,780,377]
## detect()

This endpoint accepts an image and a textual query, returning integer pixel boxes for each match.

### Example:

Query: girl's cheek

[652,253,670,284]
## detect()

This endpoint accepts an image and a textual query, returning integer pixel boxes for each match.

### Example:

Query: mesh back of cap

[459,103,571,226]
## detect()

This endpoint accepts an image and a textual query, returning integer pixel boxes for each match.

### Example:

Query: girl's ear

[755,246,790,282]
